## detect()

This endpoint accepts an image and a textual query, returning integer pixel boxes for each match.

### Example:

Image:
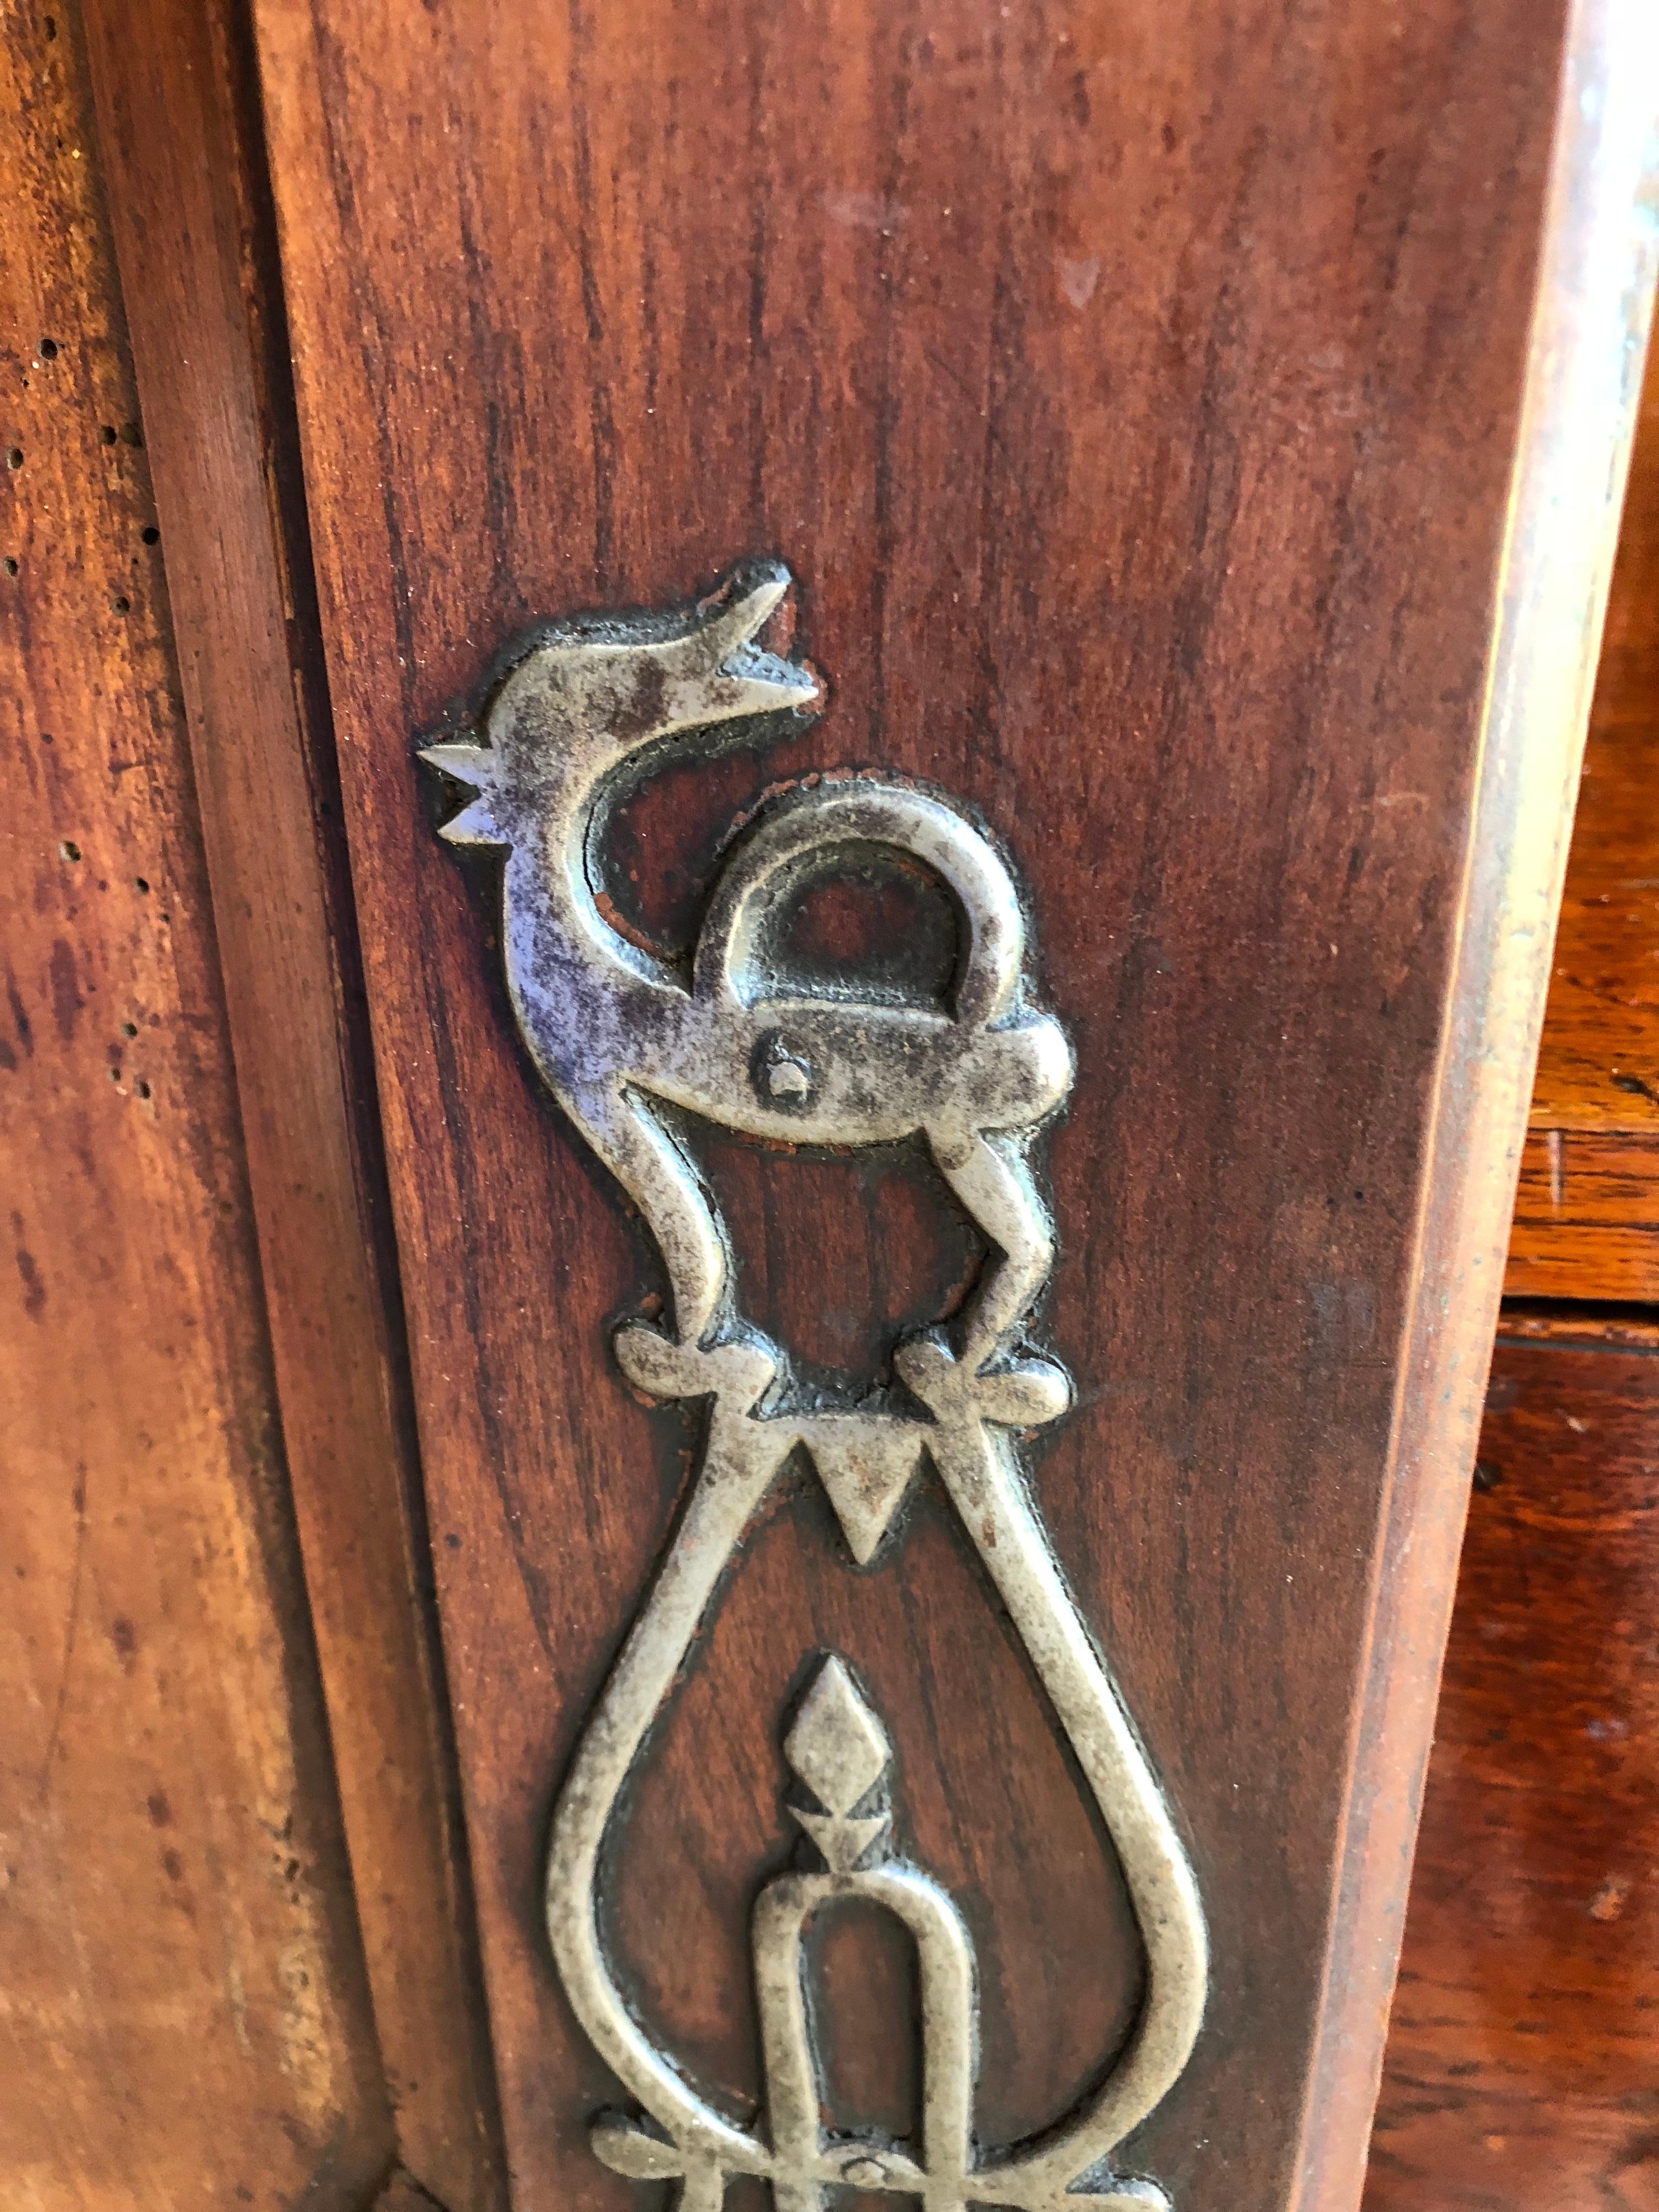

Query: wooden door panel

[0,10,387,2205]
[245,2,1656,2209]
[4,2,1650,2203]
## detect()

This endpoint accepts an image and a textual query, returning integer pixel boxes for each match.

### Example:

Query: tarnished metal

[424,561,1207,2211]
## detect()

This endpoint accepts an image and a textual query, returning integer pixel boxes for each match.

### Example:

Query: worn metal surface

[425,563,1206,2209]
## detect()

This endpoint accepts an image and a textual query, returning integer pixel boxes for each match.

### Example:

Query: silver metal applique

[423,561,1206,2212]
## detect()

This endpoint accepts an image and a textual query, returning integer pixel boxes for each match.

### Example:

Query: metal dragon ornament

[422,560,1207,2212]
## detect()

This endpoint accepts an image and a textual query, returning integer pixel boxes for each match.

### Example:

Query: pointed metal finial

[784,1657,892,1874]
[786,1657,889,1814]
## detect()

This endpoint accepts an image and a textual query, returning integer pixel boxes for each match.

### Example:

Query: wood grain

[75,3,505,2202]
[1505,1129,1659,1300]
[0,4,389,2204]
[1367,1338,1659,2212]
[1376,304,1659,2197]
[1527,338,1659,1137]
[1499,325,1659,1300]
[248,0,1653,2206]
[1493,1306,1659,1350]
[1296,22,1658,2194]
[376,2171,452,2212]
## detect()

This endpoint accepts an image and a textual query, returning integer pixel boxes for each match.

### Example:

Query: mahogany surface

[245,1,1626,2205]
[1526,342,1659,1139]
[1502,339,1659,1301]
[0,0,1651,2203]
[1376,320,1659,2210]
[76,0,505,2197]
[1368,1336,1659,2212]
[0,7,387,2204]
[1506,1130,1659,1301]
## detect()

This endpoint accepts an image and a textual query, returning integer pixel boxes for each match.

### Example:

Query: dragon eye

[765,1056,811,1101]
[752,1030,814,1108]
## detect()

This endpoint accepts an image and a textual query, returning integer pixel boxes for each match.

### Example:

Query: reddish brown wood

[1495,1306,1659,1350]
[1505,1129,1659,1300]
[75,3,505,2202]
[1367,1337,1659,2212]
[247,0,1654,2207]
[1500,336,1659,1301]
[1294,22,1657,2194]
[0,4,388,2202]
[377,2171,456,2212]
[1375,312,1659,2205]
[1527,340,1659,1138]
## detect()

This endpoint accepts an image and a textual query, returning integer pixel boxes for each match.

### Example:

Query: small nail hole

[2,557,15,577]
[99,426,117,445]
[110,594,130,613]
[134,876,150,893]
[120,1021,137,1038]
[141,526,159,545]
[134,1079,152,1101]
[4,448,22,471]
[38,338,58,360]
[59,839,81,862]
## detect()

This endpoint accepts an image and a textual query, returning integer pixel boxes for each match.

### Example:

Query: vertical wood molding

[76,2,505,2204]
[1294,4,1659,2203]
[0,4,389,2202]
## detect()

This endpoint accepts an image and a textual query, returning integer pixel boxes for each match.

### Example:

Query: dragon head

[421,560,821,849]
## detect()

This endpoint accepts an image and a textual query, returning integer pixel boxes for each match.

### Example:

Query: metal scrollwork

[423,560,1207,2211]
